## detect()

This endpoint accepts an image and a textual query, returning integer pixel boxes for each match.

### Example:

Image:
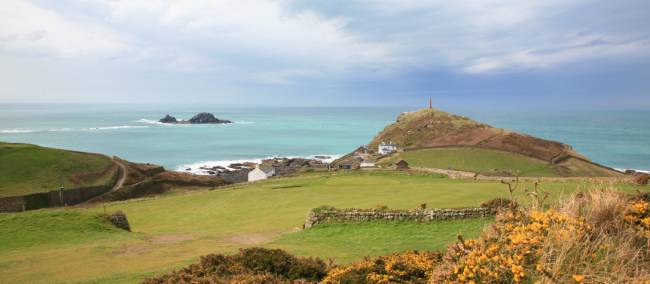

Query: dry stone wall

[0,168,120,213]
[304,207,492,228]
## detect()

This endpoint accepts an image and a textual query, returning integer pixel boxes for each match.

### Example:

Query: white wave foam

[47,128,74,132]
[177,154,342,175]
[307,154,342,164]
[235,121,255,125]
[177,158,267,175]
[83,125,149,131]
[0,129,37,134]
[134,118,163,125]
[615,168,650,174]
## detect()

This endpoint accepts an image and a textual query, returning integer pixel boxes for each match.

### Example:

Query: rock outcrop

[108,211,131,231]
[188,112,232,124]
[159,114,177,123]
[158,112,232,124]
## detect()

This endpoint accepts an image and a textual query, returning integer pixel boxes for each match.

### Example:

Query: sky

[1,0,649,109]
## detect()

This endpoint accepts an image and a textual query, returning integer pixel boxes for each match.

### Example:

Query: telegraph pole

[59,176,65,206]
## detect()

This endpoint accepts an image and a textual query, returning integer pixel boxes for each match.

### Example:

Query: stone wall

[0,185,115,213]
[304,206,492,228]
[0,196,25,212]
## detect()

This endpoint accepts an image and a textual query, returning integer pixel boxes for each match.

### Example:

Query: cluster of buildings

[336,141,404,170]
[247,141,405,182]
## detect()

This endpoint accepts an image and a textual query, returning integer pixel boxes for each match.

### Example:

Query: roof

[258,164,275,173]
[395,159,409,165]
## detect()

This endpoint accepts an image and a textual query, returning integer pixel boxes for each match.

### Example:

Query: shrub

[374,204,388,211]
[238,247,327,281]
[321,251,441,284]
[143,248,327,283]
[433,189,650,283]
[480,197,518,213]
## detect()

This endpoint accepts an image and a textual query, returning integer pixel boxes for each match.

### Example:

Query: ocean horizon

[1,104,648,173]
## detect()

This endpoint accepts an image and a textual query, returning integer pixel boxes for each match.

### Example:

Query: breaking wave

[82,126,149,131]
[1,125,149,134]
[0,129,37,134]
[177,154,341,175]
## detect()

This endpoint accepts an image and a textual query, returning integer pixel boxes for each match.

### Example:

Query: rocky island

[159,112,232,124]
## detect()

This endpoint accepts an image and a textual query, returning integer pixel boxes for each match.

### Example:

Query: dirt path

[111,157,128,190]
[411,167,623,182]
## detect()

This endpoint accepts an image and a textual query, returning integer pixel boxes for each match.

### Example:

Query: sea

[0,104,648,174]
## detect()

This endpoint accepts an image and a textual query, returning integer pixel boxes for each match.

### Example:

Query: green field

[269,219,490,262]
[0,142,115,197]
[401,147,559,177]
[0,171,641,283]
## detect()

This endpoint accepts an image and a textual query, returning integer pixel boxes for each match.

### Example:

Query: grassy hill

[0,142,117,198]
[365,108,622,177]
[401,147,559,177]
[0,170,640,283]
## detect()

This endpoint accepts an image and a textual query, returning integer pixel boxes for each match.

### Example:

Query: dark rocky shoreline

[188,157,329,183]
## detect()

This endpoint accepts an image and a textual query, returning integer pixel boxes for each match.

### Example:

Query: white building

[360,160,375,168]
[247,164,275,182]
[378,142,397,155]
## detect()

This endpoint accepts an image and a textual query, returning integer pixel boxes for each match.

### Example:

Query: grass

[0,210,131,251]
[401,147,559,177]
[0,170,643,283]
[0,142,115,197]
[269,219,491,263]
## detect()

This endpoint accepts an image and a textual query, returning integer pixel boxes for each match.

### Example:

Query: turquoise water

[0,104,648,172]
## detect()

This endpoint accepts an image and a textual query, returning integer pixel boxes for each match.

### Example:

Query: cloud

[90,0,395,80]
[0,0,649,90]
[354,0,650,74]
[0,0,129,57]
[462,35,650,73]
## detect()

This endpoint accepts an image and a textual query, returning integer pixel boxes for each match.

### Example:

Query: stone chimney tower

[428,97,432,109]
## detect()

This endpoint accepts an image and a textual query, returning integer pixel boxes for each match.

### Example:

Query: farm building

[360,159,375,168]
[378,142,397,155]
[247,164,275,182]
[394,160,409,170]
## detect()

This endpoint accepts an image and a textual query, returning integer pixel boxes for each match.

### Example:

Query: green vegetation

[0,142,115,197]
[401,147,559,176]
[0,171,642,283]
[555,157,623,177]
[269,219,490,263]
[0,210,130,251]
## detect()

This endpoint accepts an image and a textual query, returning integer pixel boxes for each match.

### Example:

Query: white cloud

[94,0,394,78]
[0,0,129,57]
[0,0,649,80]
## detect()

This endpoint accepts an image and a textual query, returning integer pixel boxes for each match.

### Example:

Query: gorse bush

[480,197,518,214]
[142,248,327,283]
[433,189,650,283]
[321,251,441,284]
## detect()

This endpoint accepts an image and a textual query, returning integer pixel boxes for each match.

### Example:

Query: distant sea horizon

[1,104,648,173]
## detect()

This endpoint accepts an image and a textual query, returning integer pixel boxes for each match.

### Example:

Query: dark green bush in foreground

[142,247,327,284]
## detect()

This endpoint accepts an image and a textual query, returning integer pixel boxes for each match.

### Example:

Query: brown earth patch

[148,234,195,245]
[225,233,277,245]
[111,243,152,256]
